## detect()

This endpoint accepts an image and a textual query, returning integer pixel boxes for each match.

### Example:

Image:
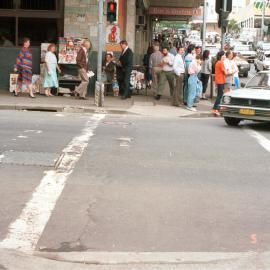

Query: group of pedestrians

[149,43,209,112]
[212,50,239,116]
[147,41,241,115]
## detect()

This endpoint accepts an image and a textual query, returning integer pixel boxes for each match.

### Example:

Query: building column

[126,0,136,50]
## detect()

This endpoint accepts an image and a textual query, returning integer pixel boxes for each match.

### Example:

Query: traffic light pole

[97,0,104,83]
[261,0,266,40]
[221,0,227,51]
[202,0,207,52]
[95,0,104,107]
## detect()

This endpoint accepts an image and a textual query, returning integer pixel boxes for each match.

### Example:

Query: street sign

[148,7,202,16]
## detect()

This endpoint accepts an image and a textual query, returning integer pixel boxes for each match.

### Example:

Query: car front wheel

[224,117,242,126]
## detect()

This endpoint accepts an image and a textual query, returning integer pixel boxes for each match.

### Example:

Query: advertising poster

[9,74,18,93]
[58,37,84,64]
[106,25,120,44]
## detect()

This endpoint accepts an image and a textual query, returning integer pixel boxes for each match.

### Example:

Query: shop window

[0,0,14,9]
[18,18,58,46]
[20,0,56,10]
[0,17,15,46]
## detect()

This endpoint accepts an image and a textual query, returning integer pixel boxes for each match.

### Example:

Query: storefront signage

[149,7,202,16]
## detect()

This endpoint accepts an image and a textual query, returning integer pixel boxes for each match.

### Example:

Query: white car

[220,71,270,126]
[254,51,270,71]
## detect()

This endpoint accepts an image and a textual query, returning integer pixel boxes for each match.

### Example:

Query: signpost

[96,0,105,107]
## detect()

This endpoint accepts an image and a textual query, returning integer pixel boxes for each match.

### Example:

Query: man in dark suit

[118,40,133,100]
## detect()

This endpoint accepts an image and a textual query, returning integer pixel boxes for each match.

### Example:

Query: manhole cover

[0,151,60,167]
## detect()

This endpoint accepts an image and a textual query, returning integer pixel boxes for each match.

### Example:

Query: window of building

[0,1,14,9]
[0,17,15,46]
[0,0,63,46]
[20,0,56,10]
[18,18,58,46]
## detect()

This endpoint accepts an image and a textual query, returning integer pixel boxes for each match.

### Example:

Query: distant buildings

[191,0,246,34]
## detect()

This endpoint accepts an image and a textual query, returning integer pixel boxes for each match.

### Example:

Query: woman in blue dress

[43,43,61,96]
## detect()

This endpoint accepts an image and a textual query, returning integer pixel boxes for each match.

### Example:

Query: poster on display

[9,74,18,93]
[58,37,85,64]
[106,25,120,44]
[40,43,51,62]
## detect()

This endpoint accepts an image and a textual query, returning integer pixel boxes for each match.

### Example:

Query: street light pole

[261,0,266,40]
[202,0,207,52]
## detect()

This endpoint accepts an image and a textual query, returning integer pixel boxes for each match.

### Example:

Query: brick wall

[64,0,99,50]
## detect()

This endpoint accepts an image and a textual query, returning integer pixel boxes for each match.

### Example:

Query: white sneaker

[186,106,197,112]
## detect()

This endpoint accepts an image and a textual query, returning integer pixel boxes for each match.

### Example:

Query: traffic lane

[0,111,90,154]
[244,121,270,141]
[0,111,91,242]
[37,116,270,252]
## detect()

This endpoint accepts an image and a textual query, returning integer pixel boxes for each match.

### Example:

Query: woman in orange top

[213,51,226,116]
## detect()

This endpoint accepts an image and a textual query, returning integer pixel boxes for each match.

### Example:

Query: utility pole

[261,0,266,40]
[202,0,207,52]
[221,0,227,50]
[96,0,104,107]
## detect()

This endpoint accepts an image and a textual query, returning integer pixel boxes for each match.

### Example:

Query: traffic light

[215,0,232,14]
[107,1,117,23]
[218,10,230,28]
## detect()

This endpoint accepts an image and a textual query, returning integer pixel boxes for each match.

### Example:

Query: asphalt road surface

[0,110,270,256]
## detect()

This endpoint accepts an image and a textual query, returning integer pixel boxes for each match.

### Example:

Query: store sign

[149,7,202,16]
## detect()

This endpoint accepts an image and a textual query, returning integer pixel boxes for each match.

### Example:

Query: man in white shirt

[224,50,234,91]
[156,47,175,100]
[173,47,185,106]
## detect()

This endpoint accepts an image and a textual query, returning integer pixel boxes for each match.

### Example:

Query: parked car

[186,34,202,47]
[205,45,219,59]
[254,50,270,71]
[233,44,256,63]
[234,56,250,77]
[220,71,270,126]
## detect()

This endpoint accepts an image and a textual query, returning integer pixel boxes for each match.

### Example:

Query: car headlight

[223,96,231,104]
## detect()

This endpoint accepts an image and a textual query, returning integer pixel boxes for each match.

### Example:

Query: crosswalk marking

[244,127,270,154]
[0,114,105,253]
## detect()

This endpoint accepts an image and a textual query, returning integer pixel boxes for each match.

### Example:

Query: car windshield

[246,73,270,89]
[262,44,270,50]
[235,45,252,51]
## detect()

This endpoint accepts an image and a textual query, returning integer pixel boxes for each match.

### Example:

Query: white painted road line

[244,127,270,154]
[0,114,105,253]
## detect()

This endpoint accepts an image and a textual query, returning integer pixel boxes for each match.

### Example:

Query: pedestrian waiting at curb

[149,42,163,95]
[117,40,133,100]
[14,37,35,98]
[200,49,212,100]
[183,44,196,104]
[43,43,61,97]
[186,55,202,112]
[156,47,175,101]
[223,50,235,93]
[232,52,239,89]
[212,51,226,116]
[75,39,91,100]
[172,47,185,106]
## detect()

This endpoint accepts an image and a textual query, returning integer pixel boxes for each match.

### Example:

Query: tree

[228,19,240,34]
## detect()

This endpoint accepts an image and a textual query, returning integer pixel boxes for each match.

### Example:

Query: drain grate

[0,151,60,167]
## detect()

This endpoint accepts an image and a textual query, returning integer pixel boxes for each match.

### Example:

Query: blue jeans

[234,77,239,88]
[187,75,198,108]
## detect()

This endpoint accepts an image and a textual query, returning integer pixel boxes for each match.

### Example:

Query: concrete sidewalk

[0,90,214,117]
